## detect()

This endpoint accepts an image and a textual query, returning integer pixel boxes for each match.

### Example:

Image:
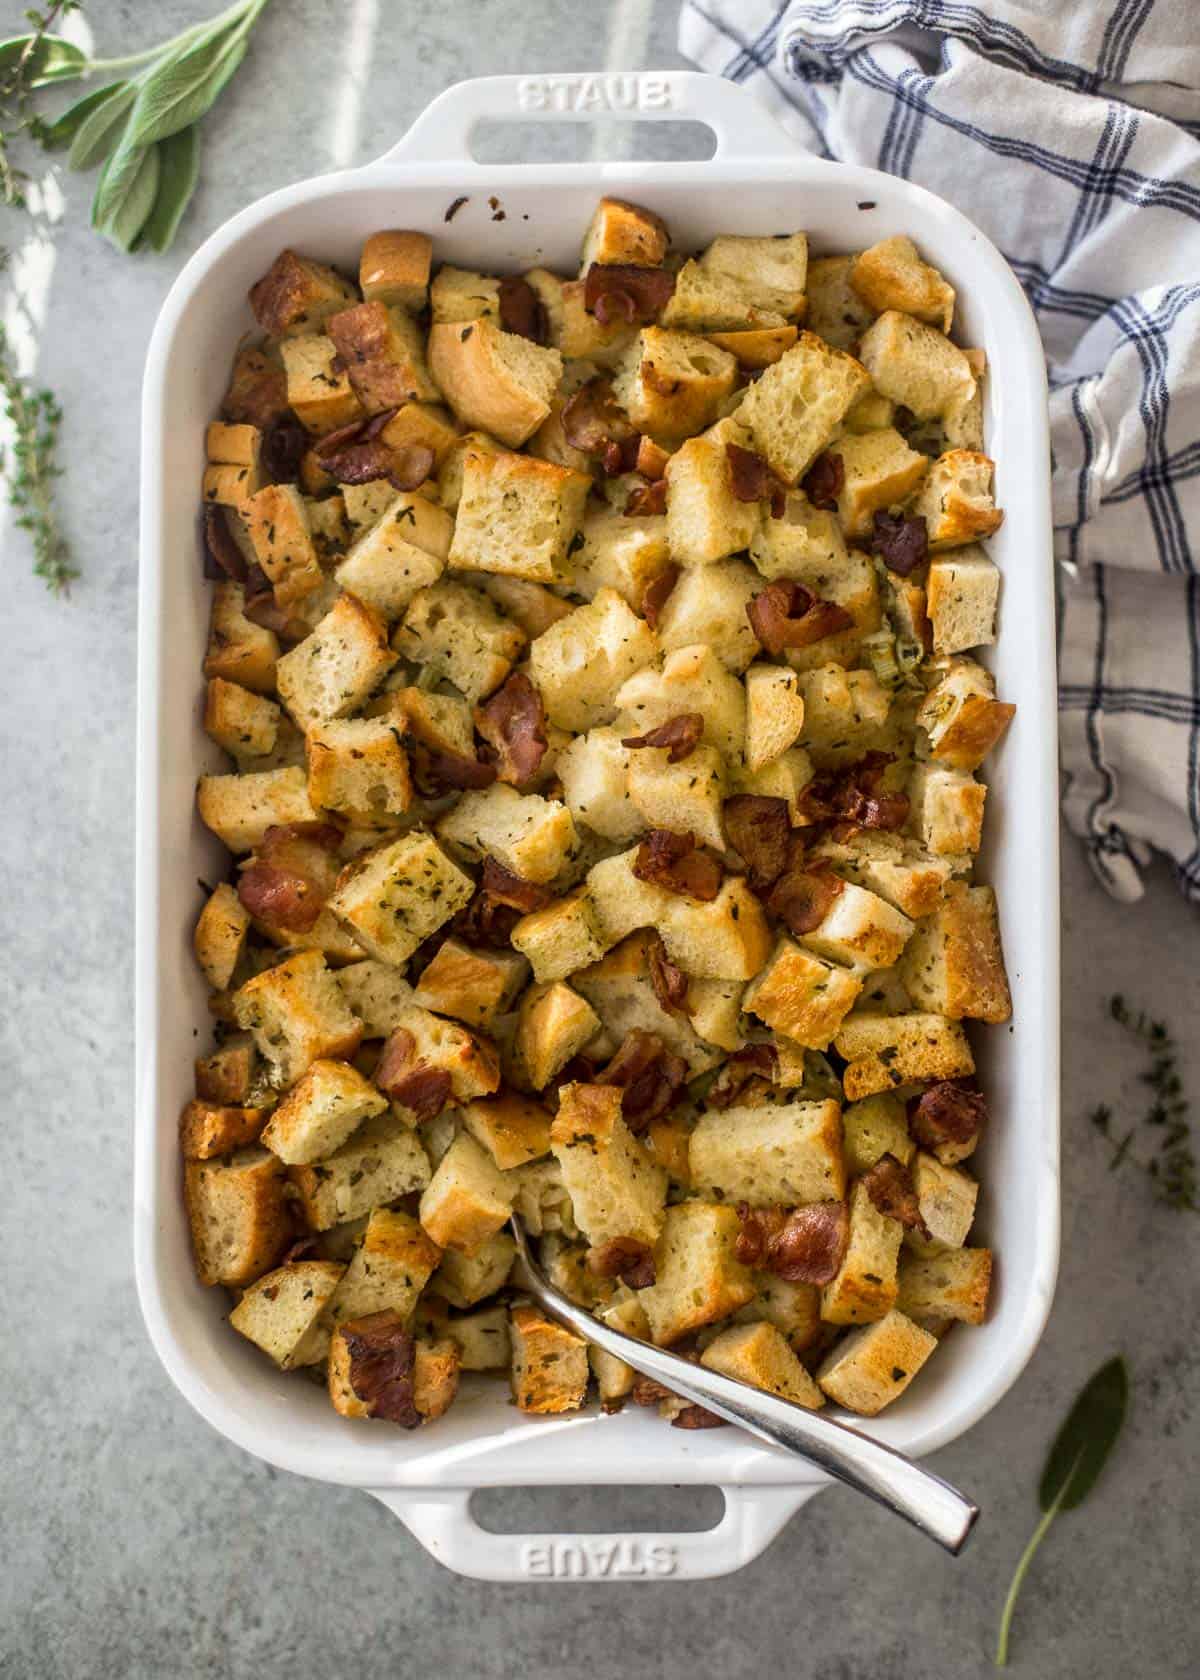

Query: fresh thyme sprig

[0,318,74,594]
[1089,994,1196,1211]
[0,3,82,208]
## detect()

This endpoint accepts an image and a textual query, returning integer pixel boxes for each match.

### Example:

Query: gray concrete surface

[2,2,1198,1675]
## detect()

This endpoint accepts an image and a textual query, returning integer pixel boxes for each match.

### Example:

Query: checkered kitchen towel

[679,0,1200,904]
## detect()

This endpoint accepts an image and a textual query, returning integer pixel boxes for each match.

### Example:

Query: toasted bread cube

[581,196,669,270]
[185,1148,290,1287]
[944,346,986,450]
[259,1057,387,1164]
[744,664,806,771]
[850,966,914,1017]
[625,743,725,853]
[509,1304,589,1413]
[335,496,451,621]
[249,248,356,337]
[779,549,883,678]
[448,449,590,585]
[706,325,799,368]
[204,581,280,695]
[419,1133,515,1255]
[428,317,562,447]
[816,1308,936,1414]
[844,389,896,433]
[360,229,432,310]
[742,938,863,1049]
[900,882,1011,1023]
[909,764,986,858]
[702,232,809,319]
[571,504,672,607]
[413,938,527,1028]
[551,1083,668,1248]
[193,882,250,989]
[655,558,761,673]
[750,1274,823,1348]
[197,766,317,854]
[662,416,760,567]
[447,1302,511,1369]
[305,715,411,824]
[437,435,503,519]
[556,728,641,844]
[386,1003,501,1105]
[690,1098,845,1207]
[515,981,601,1092]
[805,254,876,352]
[194,1032,258,1106]
[377,399,459,467]
[809,831,952,922]
[750,490,848,584]
[327,300,438,412]
[325,1207,441,1325]
[334,960,415,1037]
[461,1093,552,1171]
[612,327,737,444]
[467,573,574,641]
[179,1097,268,1160]
[290,1112,430,1229]
[243,483,323,606]
[230,1260,345,1366]
[204,423,262,491]
[585,847,671,948]
[912,449,1003,548]
[511,891,608,984]
[820,1178,902,1324]
[616,643,746,766]
[841,1093,915,1176]
[927,545,1000,655]
[393,579,524,703]
[275,594,395,730]
[331,832,472,967]
[858,311,974,421]
[897,1247,991,1326]
[796,664,891,768]
[222,343,290,428]
[797,879,914,974]
[659,875,773,982]
[850,236,954,332]
[232,950,362,1087]
[589,1295,651,1406]
[574,931,723,1076]
[640,1201,755,1346]
[738,332,870,485]
[435,1233,516,1310]
[701,1320,825,1409]
[833,427,929,539]
[733,747,816,823]
[905,1153,979,1255]
[279,332,363,434]
[530,589,658,733]
[834,1011,975,1101]
[327,1315,459,1420]
[412,1337,461,1420]
[662,261,780,333]
[430,265,501,324]
[686,977,746,1054]
[436,784,577,884]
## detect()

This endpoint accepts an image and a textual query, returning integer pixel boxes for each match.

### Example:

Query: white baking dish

[135,70,1060,1583]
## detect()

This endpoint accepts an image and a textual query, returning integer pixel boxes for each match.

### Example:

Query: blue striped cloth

[680,0,1200,904]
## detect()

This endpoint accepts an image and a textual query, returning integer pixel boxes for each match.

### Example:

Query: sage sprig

[995,1356,1129,1666]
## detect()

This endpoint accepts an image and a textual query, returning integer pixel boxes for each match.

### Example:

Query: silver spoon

[510,1216,979,1555]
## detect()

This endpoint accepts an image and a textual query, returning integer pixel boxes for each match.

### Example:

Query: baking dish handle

[369,1483,818,1582]
[374,71,797,168]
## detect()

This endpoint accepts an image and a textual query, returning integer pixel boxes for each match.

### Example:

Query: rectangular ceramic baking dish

[135,70,1060,1583]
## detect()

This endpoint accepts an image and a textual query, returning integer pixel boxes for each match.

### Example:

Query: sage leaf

[995,1357,1128,1666]
[95,142,161,253]
[42,81,130,159]
[124,26,248,149]
[0,33,86,87]
[140,125,200,254]
[70,82,138,172]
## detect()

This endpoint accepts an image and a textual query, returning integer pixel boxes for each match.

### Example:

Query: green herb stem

[82,0,265,75]
[994,1469,1072,1666]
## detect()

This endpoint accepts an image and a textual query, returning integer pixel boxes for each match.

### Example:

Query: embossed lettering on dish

[517,75,674,114]
[520,1539,678,1578]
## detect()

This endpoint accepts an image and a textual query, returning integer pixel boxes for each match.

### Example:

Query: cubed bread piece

[509,1304,589,1413]
[179,1097,269,1160]
[554,278,639,366]
[857,311,974,421]
[833,427,929,539]
[908,764,986,858]
[230,1260,346,1366]
[711,333,801,381]
[448,1301,511,1369]
[574,931,724,1076]
[290,1113,430,1229]
[805,254,876,352]
[259,1057,386,1164]
[335,495,451,621]
[911,450,1003,548]
[428,318,562,447]
[467,572,575,639]
[663,416,761,567]
[905,1152,979,1255]
[249,248,356,337]
[701,1320,825,1410]
[844,389,896,433]
[850,236,954,332]
[530,588,658,732]
[701,232,809,319]
[306,716,412,824]
[551,1082,668,1248]
[436,430,502,514]
[897,1247,991,1326]
[341,481,398,535]
[435,1232,516,1309]
[556,728,641,844]
[589,1295,651,1406]
[612,328,737,444]
[448,449,590,584]
[461,1093,552,1171]
[738,332,871,485]
[184,1148,290,1287]
[640,1201,755,1346]
[222,344,289,428]
[232,950,363,1087]
[411,1337,461,1421]
[927,545,1000,655]
[392,579,525,703]
[627,743,727,854]
[655,558,761,673]
[733,747,816,823]
[275,594,395,731]
[430,265,501,324]
[662,260,783,333]
[204,422,262,504]
[325,1208,441,1325]
[742,937,863,1049]
[840,1093,915,1176]
[585,847,671,948]
[900,882,1011,1023]
[749,1274,823,1348]
[820,1178,903,1324]
[943,346,986,450]
[193,882,250,989]
[850,966,913,1017]
[779,549,883,677]
[436,784,578,884]
[808,831,952,921]
[686,977,746,1053]
[744,664,806,771]
[616,643,745,766]
[690,1098,845,1207]
[197,766,318,855]
[412,938,527,1028]
[327,1315,460,1421]
[796,879,914,974]
[360,229,432,310]
[327,299,438,411]
[659,875,773,981]
[385,1003,501,1105]
[750,490,848,584]
[816,1308,936,1414]
[796,664,891,768]
[204,581,279,695]
[244,483,323,606]
[377,400,459,467]
[580,196,669,270]
[334,960,414,1037]
[570,503,671,608]
[833,1012,975,1101]
[279,332,363,434]
[327,830,474,965]
[515,981,601,1091]
[511,890,608,984]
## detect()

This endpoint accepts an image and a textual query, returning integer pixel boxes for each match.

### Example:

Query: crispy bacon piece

[707,1044,779,1110]
[498,274,548,344]
[545,1054,600,1108]
[596,1032,688,1134]
[451,855,555,949]
[408,740,497,798]
[624,478,668,517]
[374,1028,454,1123]
[766,856,845,936]
[647,933,689,1016]
[262,415,308,484]
[281,1234,320,1264]
[908,1081,988,1152]
[726,442,786,516]
[631,1374,676,1407]
[735,1201,850,1284]
[861,1153,931,1239]
[481,856,555,914]
[872,510,929,576]
[314,408,433,491]
[237,821,341,932]
[640,565,679,630]
[474,673,548,788]
[203,504,247,582]
[314,409,397,459]
[586,1237,657,1290]
[561,376,640,476]
[723,794,790,890]
[798,751,910,833]
[583,262,676,326]
[340,1313,421,1428]
[747,580,855,657]
[322,438,397,485]
[387,443,438,491]
[801,450,844,511]
[672,1404,726,1429]
[621,712,704,764]
[632,829,723,902]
